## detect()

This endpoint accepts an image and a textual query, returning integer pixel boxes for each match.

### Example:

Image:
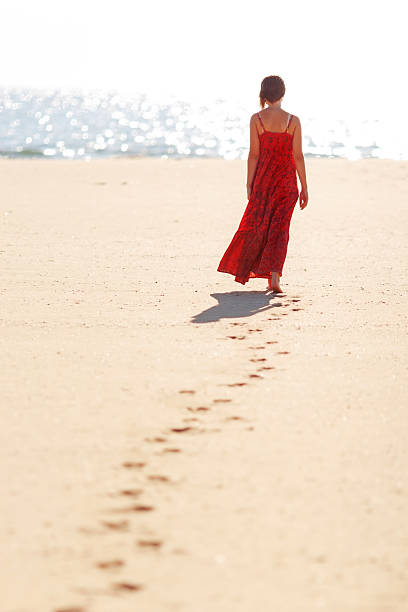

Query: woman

[217,75,308,292]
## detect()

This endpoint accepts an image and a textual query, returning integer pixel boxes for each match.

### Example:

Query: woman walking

[217,75,308,292]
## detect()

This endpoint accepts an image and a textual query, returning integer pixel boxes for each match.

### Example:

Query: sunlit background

[1,0,406,159]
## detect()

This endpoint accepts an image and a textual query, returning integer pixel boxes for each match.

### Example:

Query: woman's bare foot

[267,272,283,292]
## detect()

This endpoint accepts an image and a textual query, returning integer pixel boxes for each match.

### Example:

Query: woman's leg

[268,271,283,292]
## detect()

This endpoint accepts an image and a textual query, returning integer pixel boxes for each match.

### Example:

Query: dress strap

[257,112,265,133]
[285,113,292,132]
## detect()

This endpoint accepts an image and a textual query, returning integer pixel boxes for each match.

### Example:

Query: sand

[1,157,407,612]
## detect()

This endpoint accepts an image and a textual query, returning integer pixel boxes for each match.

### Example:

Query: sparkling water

[0,86,405,160]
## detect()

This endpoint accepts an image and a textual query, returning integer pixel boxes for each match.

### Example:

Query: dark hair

[259,75,285,108]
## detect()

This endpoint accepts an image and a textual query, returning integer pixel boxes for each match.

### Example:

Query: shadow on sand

[191,290,287,324]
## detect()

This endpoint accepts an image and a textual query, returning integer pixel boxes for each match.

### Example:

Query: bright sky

[1,0,406,120]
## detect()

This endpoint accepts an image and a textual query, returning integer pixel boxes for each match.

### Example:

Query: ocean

[0,87,405,161]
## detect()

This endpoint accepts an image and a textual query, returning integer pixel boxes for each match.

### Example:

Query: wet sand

[1,157,408,612]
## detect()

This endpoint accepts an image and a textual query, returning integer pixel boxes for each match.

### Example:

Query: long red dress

[217,112,299,285]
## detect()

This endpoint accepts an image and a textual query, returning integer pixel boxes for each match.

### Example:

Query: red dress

[217,112,299,285]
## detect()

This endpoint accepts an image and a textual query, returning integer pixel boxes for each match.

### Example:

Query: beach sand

[1,157,407,612]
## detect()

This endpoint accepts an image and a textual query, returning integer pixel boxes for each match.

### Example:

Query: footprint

[145,437,167,443]
[101,520,129,531]
[250,358,267,362]
[249,374,263,379]
[122,461,146,469]
[119,489,143,497]
[121,504,155,513]
[112,582,143,592]
[226,382,247,387]
[187,406,210,412]
[161,448,181,453]
[96,559,125,569]
[137,539,163,549]
[179,389,196,394]
[170,426,193,433]
[147,475,170,482]
[213,399,232,403]
[266,341,278,344]
[258,366,275,371]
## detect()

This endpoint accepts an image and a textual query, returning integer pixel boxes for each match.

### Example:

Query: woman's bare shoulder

[289,114,302,126]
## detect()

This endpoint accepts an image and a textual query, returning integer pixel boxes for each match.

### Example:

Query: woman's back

[256,108,303,164]
[257,108,297,135]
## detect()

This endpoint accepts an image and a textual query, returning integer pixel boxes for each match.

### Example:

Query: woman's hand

[247,184,252,200]
[299,188,308,209]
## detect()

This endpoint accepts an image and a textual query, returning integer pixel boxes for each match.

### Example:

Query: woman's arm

[292,116,308,209]
[246,114,260,199]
